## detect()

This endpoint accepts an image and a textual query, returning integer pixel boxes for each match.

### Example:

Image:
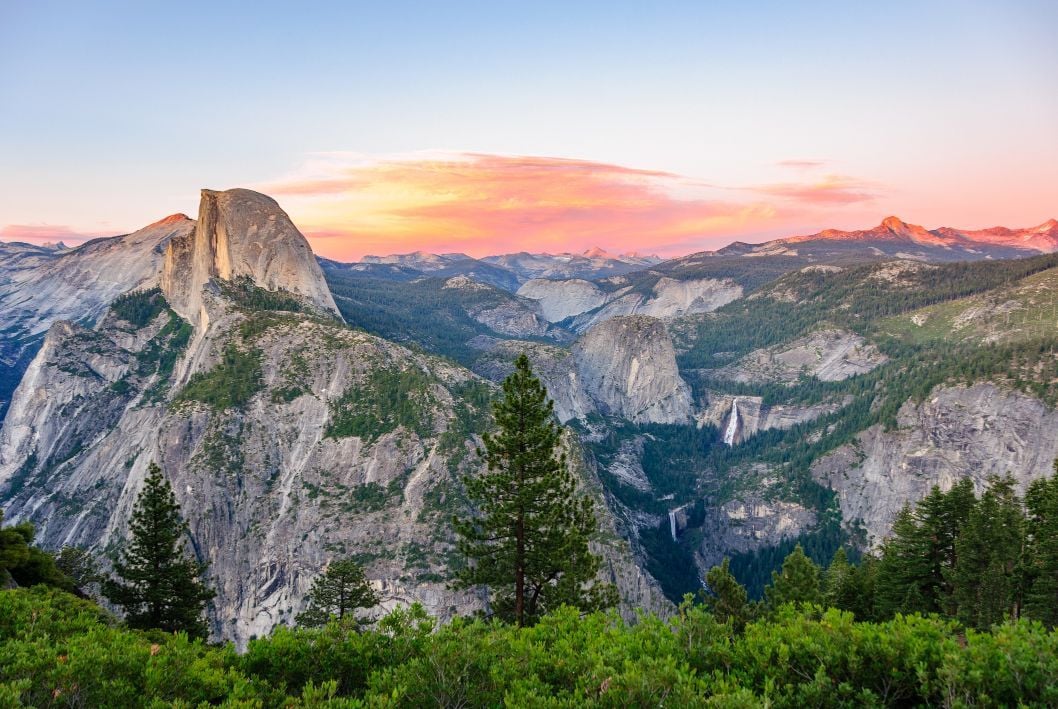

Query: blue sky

[1,0,1056,256]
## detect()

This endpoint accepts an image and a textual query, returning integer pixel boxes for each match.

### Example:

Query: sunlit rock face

[161,188,340,326]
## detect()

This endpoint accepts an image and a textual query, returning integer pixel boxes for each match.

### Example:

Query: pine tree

[103,463,215,638]
[296,558,380,627]
[704,558,750,630]
[1023,469,1058,627]
[950,476,1025,630]
[54,546,102,594]
[763,544,821,609]
[916,479,976,614]
[454,353,617,626]
[822,547,852,605]
[875,505,934,617]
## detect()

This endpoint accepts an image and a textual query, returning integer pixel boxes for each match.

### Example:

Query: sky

[1,0,1056,260]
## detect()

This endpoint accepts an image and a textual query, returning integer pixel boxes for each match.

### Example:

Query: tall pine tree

[763,544,821,609]
[1023,469,1058,626]
[950,476,1024,630]
[916,479,977,615]
[104,462,215,638]
[704,558,750,630]
[454,353,617,626]
[296,558,380,627]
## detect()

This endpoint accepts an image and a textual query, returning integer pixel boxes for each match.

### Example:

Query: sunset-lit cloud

[0,224,104,246]
[259,152,876,260]
[776,159,827,170]
[754,174,881,206]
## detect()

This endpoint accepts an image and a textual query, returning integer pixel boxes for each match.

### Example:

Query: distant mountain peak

[582,246,614,259]
[879,215,909,232]
[152,213,193,227]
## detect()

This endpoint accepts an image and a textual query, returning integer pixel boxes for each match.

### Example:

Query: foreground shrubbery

[3,587,1058,707]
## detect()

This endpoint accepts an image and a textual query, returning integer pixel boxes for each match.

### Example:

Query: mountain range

[2,191,1058,641]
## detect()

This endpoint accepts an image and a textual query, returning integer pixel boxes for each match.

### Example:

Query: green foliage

[103,463,215,638]
[296,558,380,628]
[221,275,307,313]
[326,365,436,442]
[454,354,617,625]
[1024,466,1058,626]
[703,559,750,630]
[176,342,263,410]
[763,543,822,609]
[950,476,1025,630]
[7,587,1058,707]
[53,546,102,593]
[0,509,73,592]
[110,287,166,328]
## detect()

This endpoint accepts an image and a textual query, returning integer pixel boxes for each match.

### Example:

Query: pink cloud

[777,159,827,170]
[259,153,881,260]
[0,224,104,245]
[755,174,880,205]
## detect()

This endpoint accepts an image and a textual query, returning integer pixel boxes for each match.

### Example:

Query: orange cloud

[261,153,876,260]
[755,174,880,206]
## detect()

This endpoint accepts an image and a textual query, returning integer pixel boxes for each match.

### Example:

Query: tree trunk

[515,513,525,626]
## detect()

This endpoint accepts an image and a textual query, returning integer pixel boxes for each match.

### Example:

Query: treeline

[702,473,1058,631]
[678,253,1058,369]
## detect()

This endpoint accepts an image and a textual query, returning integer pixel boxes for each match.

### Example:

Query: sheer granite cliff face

[473,315,693,425]
[572,316,693,424]
[161,189,340,326]
[812,383,1058,546]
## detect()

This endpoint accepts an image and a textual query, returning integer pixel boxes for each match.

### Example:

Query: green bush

[4,587,1058,707]
[176,343,263,410]
[111,288,166,328]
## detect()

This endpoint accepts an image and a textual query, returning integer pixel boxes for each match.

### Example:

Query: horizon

[4,202,1057,264]
[2,1,1056,260]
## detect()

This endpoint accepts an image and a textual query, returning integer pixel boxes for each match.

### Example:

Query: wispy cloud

[754,174,881,206]
[0,224,104,245]
[260,152,879,259]
[776,159,827,170]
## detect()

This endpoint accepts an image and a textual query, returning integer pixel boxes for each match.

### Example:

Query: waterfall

[723,398,740,446]
[668,509,678,542]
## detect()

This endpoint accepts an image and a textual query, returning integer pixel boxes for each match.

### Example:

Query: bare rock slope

[813,383,1058,546]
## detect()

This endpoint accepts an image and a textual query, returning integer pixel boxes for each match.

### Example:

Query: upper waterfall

[723,398,740,446]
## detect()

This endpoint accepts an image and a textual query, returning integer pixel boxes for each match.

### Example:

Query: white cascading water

[723,398,740,446]
[668,509,678,541]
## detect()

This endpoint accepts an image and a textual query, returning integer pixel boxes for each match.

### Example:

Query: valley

[3,192,1058,638]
